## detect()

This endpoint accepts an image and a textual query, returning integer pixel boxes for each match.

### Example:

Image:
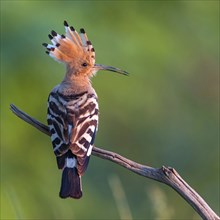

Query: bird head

[43,21,128,78]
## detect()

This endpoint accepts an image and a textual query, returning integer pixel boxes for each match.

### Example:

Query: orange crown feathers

[42,20,95,67]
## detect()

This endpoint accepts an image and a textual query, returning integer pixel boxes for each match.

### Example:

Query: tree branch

[10,104,219,220]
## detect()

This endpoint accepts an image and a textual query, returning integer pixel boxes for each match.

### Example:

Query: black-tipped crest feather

[64,20,69,27]
[44,20,96,66]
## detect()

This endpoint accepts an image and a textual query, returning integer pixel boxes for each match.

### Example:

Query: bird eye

[82,62,88,67]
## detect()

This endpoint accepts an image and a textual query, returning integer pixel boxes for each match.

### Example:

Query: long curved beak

[94,64,129,76]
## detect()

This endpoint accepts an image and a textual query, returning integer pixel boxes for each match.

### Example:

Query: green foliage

[1,1,219,219]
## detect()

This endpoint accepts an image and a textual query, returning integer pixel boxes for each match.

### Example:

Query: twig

[10,104,219,220]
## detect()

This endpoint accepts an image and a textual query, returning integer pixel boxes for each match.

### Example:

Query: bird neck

[60,71,92,95]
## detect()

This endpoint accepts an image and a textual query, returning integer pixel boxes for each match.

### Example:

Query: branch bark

[10,104,219,220]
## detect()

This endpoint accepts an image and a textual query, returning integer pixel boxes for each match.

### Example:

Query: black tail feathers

[59,167,82,199]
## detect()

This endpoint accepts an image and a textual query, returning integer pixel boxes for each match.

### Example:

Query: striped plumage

[47,87,98,198]
[43,20,128,199]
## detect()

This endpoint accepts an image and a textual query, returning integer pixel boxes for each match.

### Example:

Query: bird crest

[43,20,128,77]
[43,20,95,75]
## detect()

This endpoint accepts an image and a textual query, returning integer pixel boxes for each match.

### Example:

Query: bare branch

[10,104,219,220]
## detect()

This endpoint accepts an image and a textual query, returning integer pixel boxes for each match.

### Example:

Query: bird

[43,20,128,199]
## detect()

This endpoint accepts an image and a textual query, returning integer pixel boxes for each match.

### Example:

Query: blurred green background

[1,1,219,219]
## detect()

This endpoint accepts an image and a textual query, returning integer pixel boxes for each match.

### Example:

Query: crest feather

[43,20,95,65]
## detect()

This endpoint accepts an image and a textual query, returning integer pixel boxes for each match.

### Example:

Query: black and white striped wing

[69,94,99,175]
[47,88,98,175]
[47,90,69,157]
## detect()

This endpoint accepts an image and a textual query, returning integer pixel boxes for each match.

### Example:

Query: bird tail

[59,158,82,199]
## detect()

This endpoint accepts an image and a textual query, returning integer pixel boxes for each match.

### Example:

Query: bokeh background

[1,1,219,219]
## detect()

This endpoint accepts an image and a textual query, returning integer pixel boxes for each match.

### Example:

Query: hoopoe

[43,20,128,199]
